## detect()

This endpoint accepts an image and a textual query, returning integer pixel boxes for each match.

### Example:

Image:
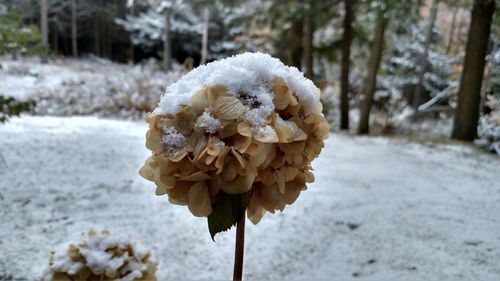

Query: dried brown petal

[278,141,305,155]
[191,87,209,115]
[167,181,191,205]
[219,122,238,138]
[208,175,223,202]
[223,168,256,194]
[139,157,158,181]
[215,147,230,174]
[174,106,194,136]
[155,154,179,175]
[188,181,212,217]
[179,171,211,182]
[274,169,286,194]
[207,85,227,105]
[247,193,266,224]
[145,129,163,154]
[222,160,238,181]
[233,134,252,153]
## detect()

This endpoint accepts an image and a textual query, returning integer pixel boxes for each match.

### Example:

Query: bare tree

[446,2,459,54]
[200,5,209,65]
[163,6,172,70]
[358,8,388,135]
[340,0,355,130]
[40,0,48,46]
[71,0,78,56]
[452,0,495,140]
[290,19,303,69]
[303,2,313,79]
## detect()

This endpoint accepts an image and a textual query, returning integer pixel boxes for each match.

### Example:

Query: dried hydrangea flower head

[140,52,329,227]
[43,230,156,281]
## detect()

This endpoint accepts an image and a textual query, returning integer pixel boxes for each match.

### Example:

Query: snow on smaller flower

[42,230,156,281]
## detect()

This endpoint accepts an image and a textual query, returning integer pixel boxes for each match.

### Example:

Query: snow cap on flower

[43,230,156,281]
[140,52,329,224]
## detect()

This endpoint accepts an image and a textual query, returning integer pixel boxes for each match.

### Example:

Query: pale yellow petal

[253,125,279,143]
[139,157,158,181]
[214,96,246,120]
[237,121,252,137]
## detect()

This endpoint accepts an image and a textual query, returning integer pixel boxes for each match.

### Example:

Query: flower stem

[233,212,245,281]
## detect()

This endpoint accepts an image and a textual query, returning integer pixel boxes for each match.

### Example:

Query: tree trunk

[40,0,48,45]
[446,3,459,55]
[129,2,135,63]
[303,4,313,80]
[52,28,58,54]
[289,19,303,69]
[412,0,439,111]
[71,0,78,57]
[340,0,354,130]
[451,0,495,141]
[200,5,209,65]
[357,9,388,135]
[94,16,100,57]
[163,8,172,70]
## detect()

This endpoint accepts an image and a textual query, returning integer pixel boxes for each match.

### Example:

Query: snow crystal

[253,125,276,141]
[152,52,321,117]
[197,110,222,133]
[242,85,275,127]
[162,126,187,155]
[211,137,225,148]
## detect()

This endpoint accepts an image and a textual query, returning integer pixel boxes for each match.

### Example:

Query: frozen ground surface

[0,116,499,281]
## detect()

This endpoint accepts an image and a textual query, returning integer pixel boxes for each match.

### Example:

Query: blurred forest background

[0,0,499,154]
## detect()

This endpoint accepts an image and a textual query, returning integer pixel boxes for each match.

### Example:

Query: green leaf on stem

[207,190,249,241]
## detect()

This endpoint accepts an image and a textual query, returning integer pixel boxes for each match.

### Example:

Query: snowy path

[0,116,499,281]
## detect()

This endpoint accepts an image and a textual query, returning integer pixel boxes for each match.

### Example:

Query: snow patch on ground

[0,116,499,280]
[0,57,184,117]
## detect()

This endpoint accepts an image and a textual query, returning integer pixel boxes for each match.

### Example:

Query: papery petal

[233,134,252,153]
[219,122,238,138]
[207,85,227,105]
[274,169,286,194]
[278,141,305,155]
[214,96,246,120]
[191,87,209,115]
[145,129,163,153]
[139,157,158,181]
[174,106,194,136]
[179,171,211,182]
[167,181,191,205]
[237,121,252,137]
[188,182,212,217]
[253,125,279,143]
[215,147,230,174]
[247,194,266,224]
[222,171,255,194]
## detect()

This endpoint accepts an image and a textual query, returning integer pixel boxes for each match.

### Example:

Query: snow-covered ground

[1,116,499,281]
[0,57,183,117]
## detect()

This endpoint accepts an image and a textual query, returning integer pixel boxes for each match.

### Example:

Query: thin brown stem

[233,212,245,281]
